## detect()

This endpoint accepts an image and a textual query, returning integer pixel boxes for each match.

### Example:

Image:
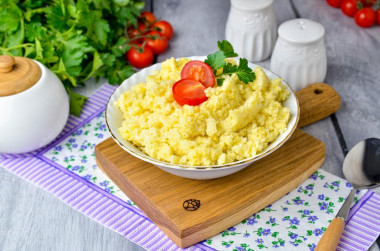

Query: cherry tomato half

[153,20,174,40]
[172,79,207,106]
[354,7,376,27]
[146,31,168,55]
[181,61,215,88]
[327,0,344,8]
[341,0,358,17]
[127,46,154,68]
[141,11,156,23]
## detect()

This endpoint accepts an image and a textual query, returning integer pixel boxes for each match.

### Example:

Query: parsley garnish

[205,51,226,74]
[0,0,143,115]
[204,40,256,86]
[217,40,238,57]
[222,58,256,84]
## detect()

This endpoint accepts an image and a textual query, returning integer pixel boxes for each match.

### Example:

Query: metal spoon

[315,138,380,251]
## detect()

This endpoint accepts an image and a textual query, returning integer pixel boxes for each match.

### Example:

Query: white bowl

[106,56,299,180]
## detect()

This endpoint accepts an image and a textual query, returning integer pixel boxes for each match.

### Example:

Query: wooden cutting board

[95,83,341,248]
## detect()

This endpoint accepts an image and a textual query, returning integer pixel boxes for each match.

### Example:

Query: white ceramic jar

[0,56,69,154]
[270,18,327,92]
[225,0,277,62]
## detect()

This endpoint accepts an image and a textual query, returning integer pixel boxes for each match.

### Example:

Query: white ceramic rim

[105,56,300,170]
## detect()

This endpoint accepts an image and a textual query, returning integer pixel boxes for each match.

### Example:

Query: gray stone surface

[1,0,379,250]
[292,0,380,149]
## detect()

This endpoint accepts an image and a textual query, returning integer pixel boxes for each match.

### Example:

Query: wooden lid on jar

[0,55,42,97]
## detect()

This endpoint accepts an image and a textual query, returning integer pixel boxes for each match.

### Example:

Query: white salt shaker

[225,0,277,62]
[270,19,327,92]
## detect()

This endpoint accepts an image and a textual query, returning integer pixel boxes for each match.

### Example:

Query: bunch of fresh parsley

[205,40,256,86]
[0,0,144,115]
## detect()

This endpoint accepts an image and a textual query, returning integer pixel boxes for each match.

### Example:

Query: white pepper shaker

[225,0,277,62]
[270,18,327,92]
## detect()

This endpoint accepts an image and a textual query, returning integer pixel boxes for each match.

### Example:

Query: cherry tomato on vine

[153,20,174,40]
[360,0,376,6]
[138,22,147,34]
[181,61,215,88]
[354,7,376,27]
[341,0,359,17]
[127,26,139,38]
[327,0,344,8]
[141,11,156,23]
[127,22,147,42]
[127,46,154,68]
[172,79,207,106]
[145,31,168,55]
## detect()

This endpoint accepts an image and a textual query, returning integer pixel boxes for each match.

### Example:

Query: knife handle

[314,217,345,251]
[296,83,341,128]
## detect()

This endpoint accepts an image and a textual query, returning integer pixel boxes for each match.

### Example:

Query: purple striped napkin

[338,191,380,251]
[1,84,379,251]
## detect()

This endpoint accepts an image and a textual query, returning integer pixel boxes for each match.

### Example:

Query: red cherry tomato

[341,0,358,17]
[360,0,376,6]
[141,11,156,23]
[153,20,174,40]
[145,31,168,55]
[127,26,139,38]
[127,22,147,43]
[138,22,147,34]
[377,9,380,25]
[172,79,207,106]
[327,0,344,8]
[354,7,376,27]
[181,61,215,88]
[127,46,154,68]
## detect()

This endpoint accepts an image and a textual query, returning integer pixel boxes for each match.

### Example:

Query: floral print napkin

[202,171,364,251]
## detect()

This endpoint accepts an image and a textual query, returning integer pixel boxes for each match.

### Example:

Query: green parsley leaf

[107,64,135,85]
[69,90,88,117]
[217,78,225,87]
[25,23,47,42]
[35,38,43,60]
[7,22,24,56]
[45,5,68,32]
[217,40,238,58]
[0,4,22,33]
[100,53,117,67]
[85,11,110,47]
[223,58,256,84]
[111,37,130,57]
[204,51,226,70]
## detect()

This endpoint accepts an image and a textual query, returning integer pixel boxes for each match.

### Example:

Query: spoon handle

[315,188,356,251]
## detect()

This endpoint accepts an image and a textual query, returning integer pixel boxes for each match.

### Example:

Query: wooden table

[1,0,379,250]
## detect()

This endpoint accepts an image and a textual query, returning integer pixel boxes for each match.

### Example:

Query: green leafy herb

[204,51,226,74]
[0,0,144,115]
[217,40,238,58]
[217,78,225,87]
[222,58,256,84]
[68,90,88,117]
[204,40,255,86]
